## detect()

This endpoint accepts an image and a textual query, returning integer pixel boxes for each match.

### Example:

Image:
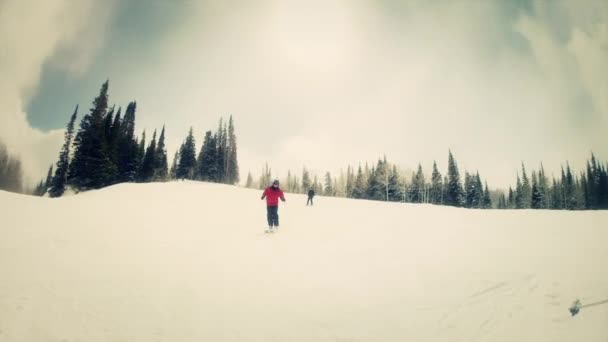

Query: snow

[1,181,607,341]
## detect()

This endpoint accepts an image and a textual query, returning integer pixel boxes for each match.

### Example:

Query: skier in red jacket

[261,179,286,232]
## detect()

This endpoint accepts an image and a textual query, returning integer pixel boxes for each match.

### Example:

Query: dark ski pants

[267,206,279,227]
[307,197,313,206]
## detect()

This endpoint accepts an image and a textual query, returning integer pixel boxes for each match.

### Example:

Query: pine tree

[445,150,464,207]
[177,128,197,180]
[464,172,472,207]
[551,177,562,209]
[197,131,218,181]
[324,172,333,196]
[43,165,53,194]
[498,192,507,209]
[515,174,523,209]
[430,161,443,204]
[537,164,548,208]
[508,186,514,208]
[136,130,146,178]
[259,163,272,189]
[410,164,426,203]
[352,165,365,199]
[346,165,354,198]
[140,130,157,182]
[302,167,311,191]
[116,102,139,182]
[49,106,78,197]
[68,80,116,189]
[155,125,168,181]
[599,163,608,209]
[215,119,227,182]
[387,165,402,201]
[103,105,115,149]
[564,163,577,209]
[366,165,382,200]
[34,179,45,196]
[482,182,492,208]
[531,172,542,209]
[473,172,483,208]
[226,115,239,184]
[313,175,323,195]
[520,163,531,208]
[170,150,179,180]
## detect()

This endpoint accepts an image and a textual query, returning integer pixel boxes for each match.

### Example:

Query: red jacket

[262,186,285,206]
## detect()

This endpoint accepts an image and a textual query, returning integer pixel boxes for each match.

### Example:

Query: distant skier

[261,179,286,232]
[307,187,315,206]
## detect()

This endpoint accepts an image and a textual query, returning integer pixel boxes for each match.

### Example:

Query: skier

[261,179,286,232]
[307,187,315,206]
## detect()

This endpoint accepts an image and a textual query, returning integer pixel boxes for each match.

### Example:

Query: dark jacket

[308,189,315,198]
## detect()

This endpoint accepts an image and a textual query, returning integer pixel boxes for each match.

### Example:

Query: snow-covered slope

[1,181,607,341]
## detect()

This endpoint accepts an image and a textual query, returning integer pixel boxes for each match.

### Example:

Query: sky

[0,0,606,189]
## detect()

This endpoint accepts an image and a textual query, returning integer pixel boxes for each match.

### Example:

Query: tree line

[0,139,24,193]
[33,81,239,197]
[169,117,239,184]
[247,151,492,209]
[497,154,608,210]
[247,151,608,210]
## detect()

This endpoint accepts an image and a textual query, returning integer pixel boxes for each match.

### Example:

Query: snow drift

[1,181,607,341]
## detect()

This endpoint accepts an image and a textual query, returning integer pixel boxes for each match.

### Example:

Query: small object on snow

[569,299,581,316]
[569,298,608,317]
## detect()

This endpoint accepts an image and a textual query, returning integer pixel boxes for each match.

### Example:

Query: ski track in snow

[1,181,608,342]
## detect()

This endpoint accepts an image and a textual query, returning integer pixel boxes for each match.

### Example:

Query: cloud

[1,0,606,189]
[0,0,116,185]
[129,0,606,188]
